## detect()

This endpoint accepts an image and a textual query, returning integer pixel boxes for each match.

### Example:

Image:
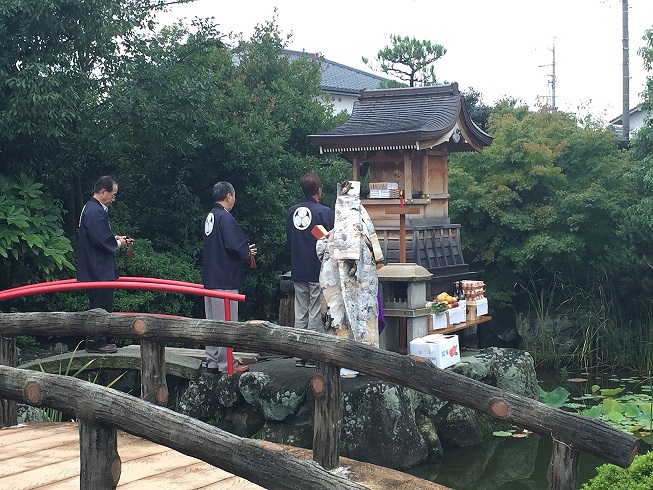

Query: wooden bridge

[2,422,438,489]
[0,310,641,489]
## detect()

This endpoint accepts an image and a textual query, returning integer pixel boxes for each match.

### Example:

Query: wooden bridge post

[133,318,168,406]
[79,418,121,489]
[140,338,168,406]
[547,439,579,489]
[0,336,17,427]
[311,361,341,470]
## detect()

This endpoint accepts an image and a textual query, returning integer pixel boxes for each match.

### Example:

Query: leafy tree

[0,0,189,234]
[0,3,343,320]
[581,451,653,490]
[362,34,446,87]
[0,173,73,291]
[88,18,340,319]
[449,106,633,309]
[639,28,653,115]
[619,28,653,297]
[461,87,493,132]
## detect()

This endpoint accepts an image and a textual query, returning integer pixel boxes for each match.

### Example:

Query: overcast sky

[156,0,653,123]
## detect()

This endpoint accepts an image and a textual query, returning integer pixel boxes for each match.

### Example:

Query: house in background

[609,104,651,137]
[284,50,388,113]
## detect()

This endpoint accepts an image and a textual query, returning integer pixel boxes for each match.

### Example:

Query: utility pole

[538,41,557,110]
[622,0,630,143]
[551,43,557,110]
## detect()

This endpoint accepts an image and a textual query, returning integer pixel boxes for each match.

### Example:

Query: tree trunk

[279,297,294,327]
[140,338,168,405]
[0,310,640,468]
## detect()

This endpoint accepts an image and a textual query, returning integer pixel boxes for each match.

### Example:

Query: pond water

[407,369,653,489]
[408,434,606,489]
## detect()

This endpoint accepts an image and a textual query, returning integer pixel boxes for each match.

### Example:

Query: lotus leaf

[607,411,625,422]
[492,431,513,437]
[600,387,624,397]
[539,386,570,408]
[601,398,622,414]
[582,406,601,418]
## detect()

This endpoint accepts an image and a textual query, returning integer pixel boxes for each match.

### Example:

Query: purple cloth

[378,290,385,333]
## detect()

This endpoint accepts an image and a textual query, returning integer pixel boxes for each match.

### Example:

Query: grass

[515,272,570,367]
[36,341,126,422]
[516,270,653,373]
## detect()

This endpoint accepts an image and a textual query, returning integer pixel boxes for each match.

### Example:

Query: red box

[311,225,328,239]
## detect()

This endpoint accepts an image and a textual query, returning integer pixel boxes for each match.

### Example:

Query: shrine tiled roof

[283,50,387,95]
[309,83,492,153]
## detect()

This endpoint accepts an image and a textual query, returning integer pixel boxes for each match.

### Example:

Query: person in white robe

[317,181,384,353]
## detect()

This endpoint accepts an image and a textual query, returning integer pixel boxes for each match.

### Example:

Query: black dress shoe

[85,343,118,354]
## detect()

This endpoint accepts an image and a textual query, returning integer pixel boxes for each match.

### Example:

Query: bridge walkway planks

[0,423,448,489]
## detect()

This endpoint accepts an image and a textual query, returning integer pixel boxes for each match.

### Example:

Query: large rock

[435,404,490,448]
[340,377,428,469]
[452,347,539,399]
[239,370,308,421]
[176,348,540,470]
[516,311,579,357]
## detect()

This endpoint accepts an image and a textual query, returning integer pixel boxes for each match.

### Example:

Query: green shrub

[581,451,653,489]
[16,335,37,348]
[15,238,202,318]
[0,173,74,290]
[113,238,202,317]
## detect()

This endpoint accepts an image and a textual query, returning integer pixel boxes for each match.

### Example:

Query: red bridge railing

[0,277,245,375]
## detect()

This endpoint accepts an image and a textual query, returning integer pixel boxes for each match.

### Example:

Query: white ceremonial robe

[317,181,383,347]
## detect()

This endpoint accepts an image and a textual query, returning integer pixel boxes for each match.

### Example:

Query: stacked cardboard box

[466,298,488,322]
[409,334,460,368]
[369,182,400,198]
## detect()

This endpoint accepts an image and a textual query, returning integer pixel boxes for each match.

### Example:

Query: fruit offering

[427,292,459,312]
[426,300,449,315]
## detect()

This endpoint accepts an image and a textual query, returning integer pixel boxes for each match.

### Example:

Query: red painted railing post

[224,298,234,376]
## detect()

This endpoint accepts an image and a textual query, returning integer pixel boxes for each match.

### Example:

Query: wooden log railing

[0,310,641,489]
[0,365,365,490]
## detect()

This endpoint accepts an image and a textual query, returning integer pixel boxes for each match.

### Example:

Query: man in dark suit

[202,181,257,375]
[286,173,334,368]
[77,175,132,353]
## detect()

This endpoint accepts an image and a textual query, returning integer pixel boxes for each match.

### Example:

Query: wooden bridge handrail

[0,365,366,490]
[0,309,640,469]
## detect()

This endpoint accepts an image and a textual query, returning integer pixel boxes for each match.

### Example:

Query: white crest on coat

[292,206,312,230]
[204,213,214,236]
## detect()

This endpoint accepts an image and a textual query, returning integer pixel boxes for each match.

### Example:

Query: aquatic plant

[540,380,653,443]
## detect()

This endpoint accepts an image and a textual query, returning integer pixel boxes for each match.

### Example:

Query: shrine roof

[309,83,492,153]
[283,50,387,95]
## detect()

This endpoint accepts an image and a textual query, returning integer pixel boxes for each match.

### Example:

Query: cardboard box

[409,334,460,369]
[428,313,449,331]
[447,304,466,325]
[466,298,488,321]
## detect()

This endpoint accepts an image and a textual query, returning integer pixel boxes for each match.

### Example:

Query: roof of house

[283,49,387,95]
[609,104,645,125]
[309,83,493,154]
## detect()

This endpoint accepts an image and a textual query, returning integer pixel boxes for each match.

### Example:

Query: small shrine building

[309,83,492,293]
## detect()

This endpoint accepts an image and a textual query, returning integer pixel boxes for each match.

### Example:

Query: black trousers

[86,288,114,348]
